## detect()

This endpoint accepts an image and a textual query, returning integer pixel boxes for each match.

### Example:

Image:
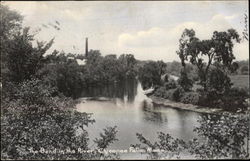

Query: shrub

[153,87,166,98]
[195,89,221,107]
[218,87,249,111]
[171,87,185,102]
[134,114,249,159]
[154,86,184,102]
[1,79,119,160]
[206,68,232,93]
[196,87,249,111]
[178,69,193,91]
[163,89,175,100]
[240,65,249,75]
[180,92,200,105]
[164,80,177,90]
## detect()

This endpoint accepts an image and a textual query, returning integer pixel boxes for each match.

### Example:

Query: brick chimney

[85,37,88,57]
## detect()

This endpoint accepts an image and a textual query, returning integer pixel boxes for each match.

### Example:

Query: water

[76,80,199,158]
[75,80,249,159]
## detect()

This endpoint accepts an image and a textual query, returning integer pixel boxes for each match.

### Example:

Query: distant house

[67,57,87,66]
[67,56,75,60]
[66,37,88,66]
[76,59,86,66]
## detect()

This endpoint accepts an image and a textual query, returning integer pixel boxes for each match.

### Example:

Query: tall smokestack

[85,37,88,57]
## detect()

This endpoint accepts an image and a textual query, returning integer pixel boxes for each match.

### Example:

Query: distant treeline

[39,50,139,98]
[234,60,249,75]
[139,60,249,77]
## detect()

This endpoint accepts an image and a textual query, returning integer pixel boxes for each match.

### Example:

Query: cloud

[117,13,248,61]
[233,41,249,60]
[62,9,83,21]
[4,1,248,62]
[119,13,240,48]
[118,27,168,48]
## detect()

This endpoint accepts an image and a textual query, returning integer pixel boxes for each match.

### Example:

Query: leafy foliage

[1,4,23,82]
[177,28,240,89]
[5,27,53,83]
[38,60,85,98]
[1,5,119,160]
[154,85,184,102]
[1,79,119,160]
[189,113,249,159]
[206,67,232,93]
[135,113,249,159]
[240,65,249,75]
[177,68,193,91]
[138,61,167,89]
[118,54,138,79]
[179,92,200,105]
[217,87,249,111]
[133,132,187,159]
[164,79,177,90]
[94,126,118,149]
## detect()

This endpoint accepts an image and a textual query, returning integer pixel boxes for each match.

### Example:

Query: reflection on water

[76,80,249,159]
[142,110,168,124]
[80,79,138,103]
[76,80,199,151]
[141,100,168,124]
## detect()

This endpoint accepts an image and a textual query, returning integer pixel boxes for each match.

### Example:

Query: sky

[3,1,249,62]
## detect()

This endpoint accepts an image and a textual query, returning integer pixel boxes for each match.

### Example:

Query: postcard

[1,0,249,160]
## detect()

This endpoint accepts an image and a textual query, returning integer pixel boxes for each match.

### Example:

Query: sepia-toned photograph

[1,0,249,160]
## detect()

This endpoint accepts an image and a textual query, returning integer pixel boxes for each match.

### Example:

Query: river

[75,80,200,158]
[75,80,249,159]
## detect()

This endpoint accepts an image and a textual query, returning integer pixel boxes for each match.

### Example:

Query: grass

[230,75,249,89]
[191,75,249,91]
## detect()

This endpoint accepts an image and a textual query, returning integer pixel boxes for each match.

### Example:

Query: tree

[138,61,167,89]
[0,5,22,39]
[118,54,138,79]
[189,114,249,159]
[1,79,119,160]
[166,61,182,76]
[177,68,193,91]
[177,28,241,89]
[98,55,122,82]
[0,4,23,83]
[86,49,102,65]
[241,65,249,75]
[6,27,54,83]
[206,67,232,93]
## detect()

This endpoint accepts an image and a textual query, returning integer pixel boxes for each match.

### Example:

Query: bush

[180,92,200,105]
[154,86,166,98]
[172,87,185,101]
[196,87,249,111]
[164,80,177,90]
[1,79,119,160]
[240,65,249,75]
[154,86,184,102]
[163,89,176,100]
[178,69,193,91]
[38,61,86,98]
[218,87,249,111]
[206,68,232,93]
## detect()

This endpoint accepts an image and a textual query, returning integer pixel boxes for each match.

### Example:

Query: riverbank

[149,95,226,115]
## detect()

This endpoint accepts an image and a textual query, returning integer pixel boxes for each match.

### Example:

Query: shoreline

[148,95,225,115]
[76,95,249,115]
